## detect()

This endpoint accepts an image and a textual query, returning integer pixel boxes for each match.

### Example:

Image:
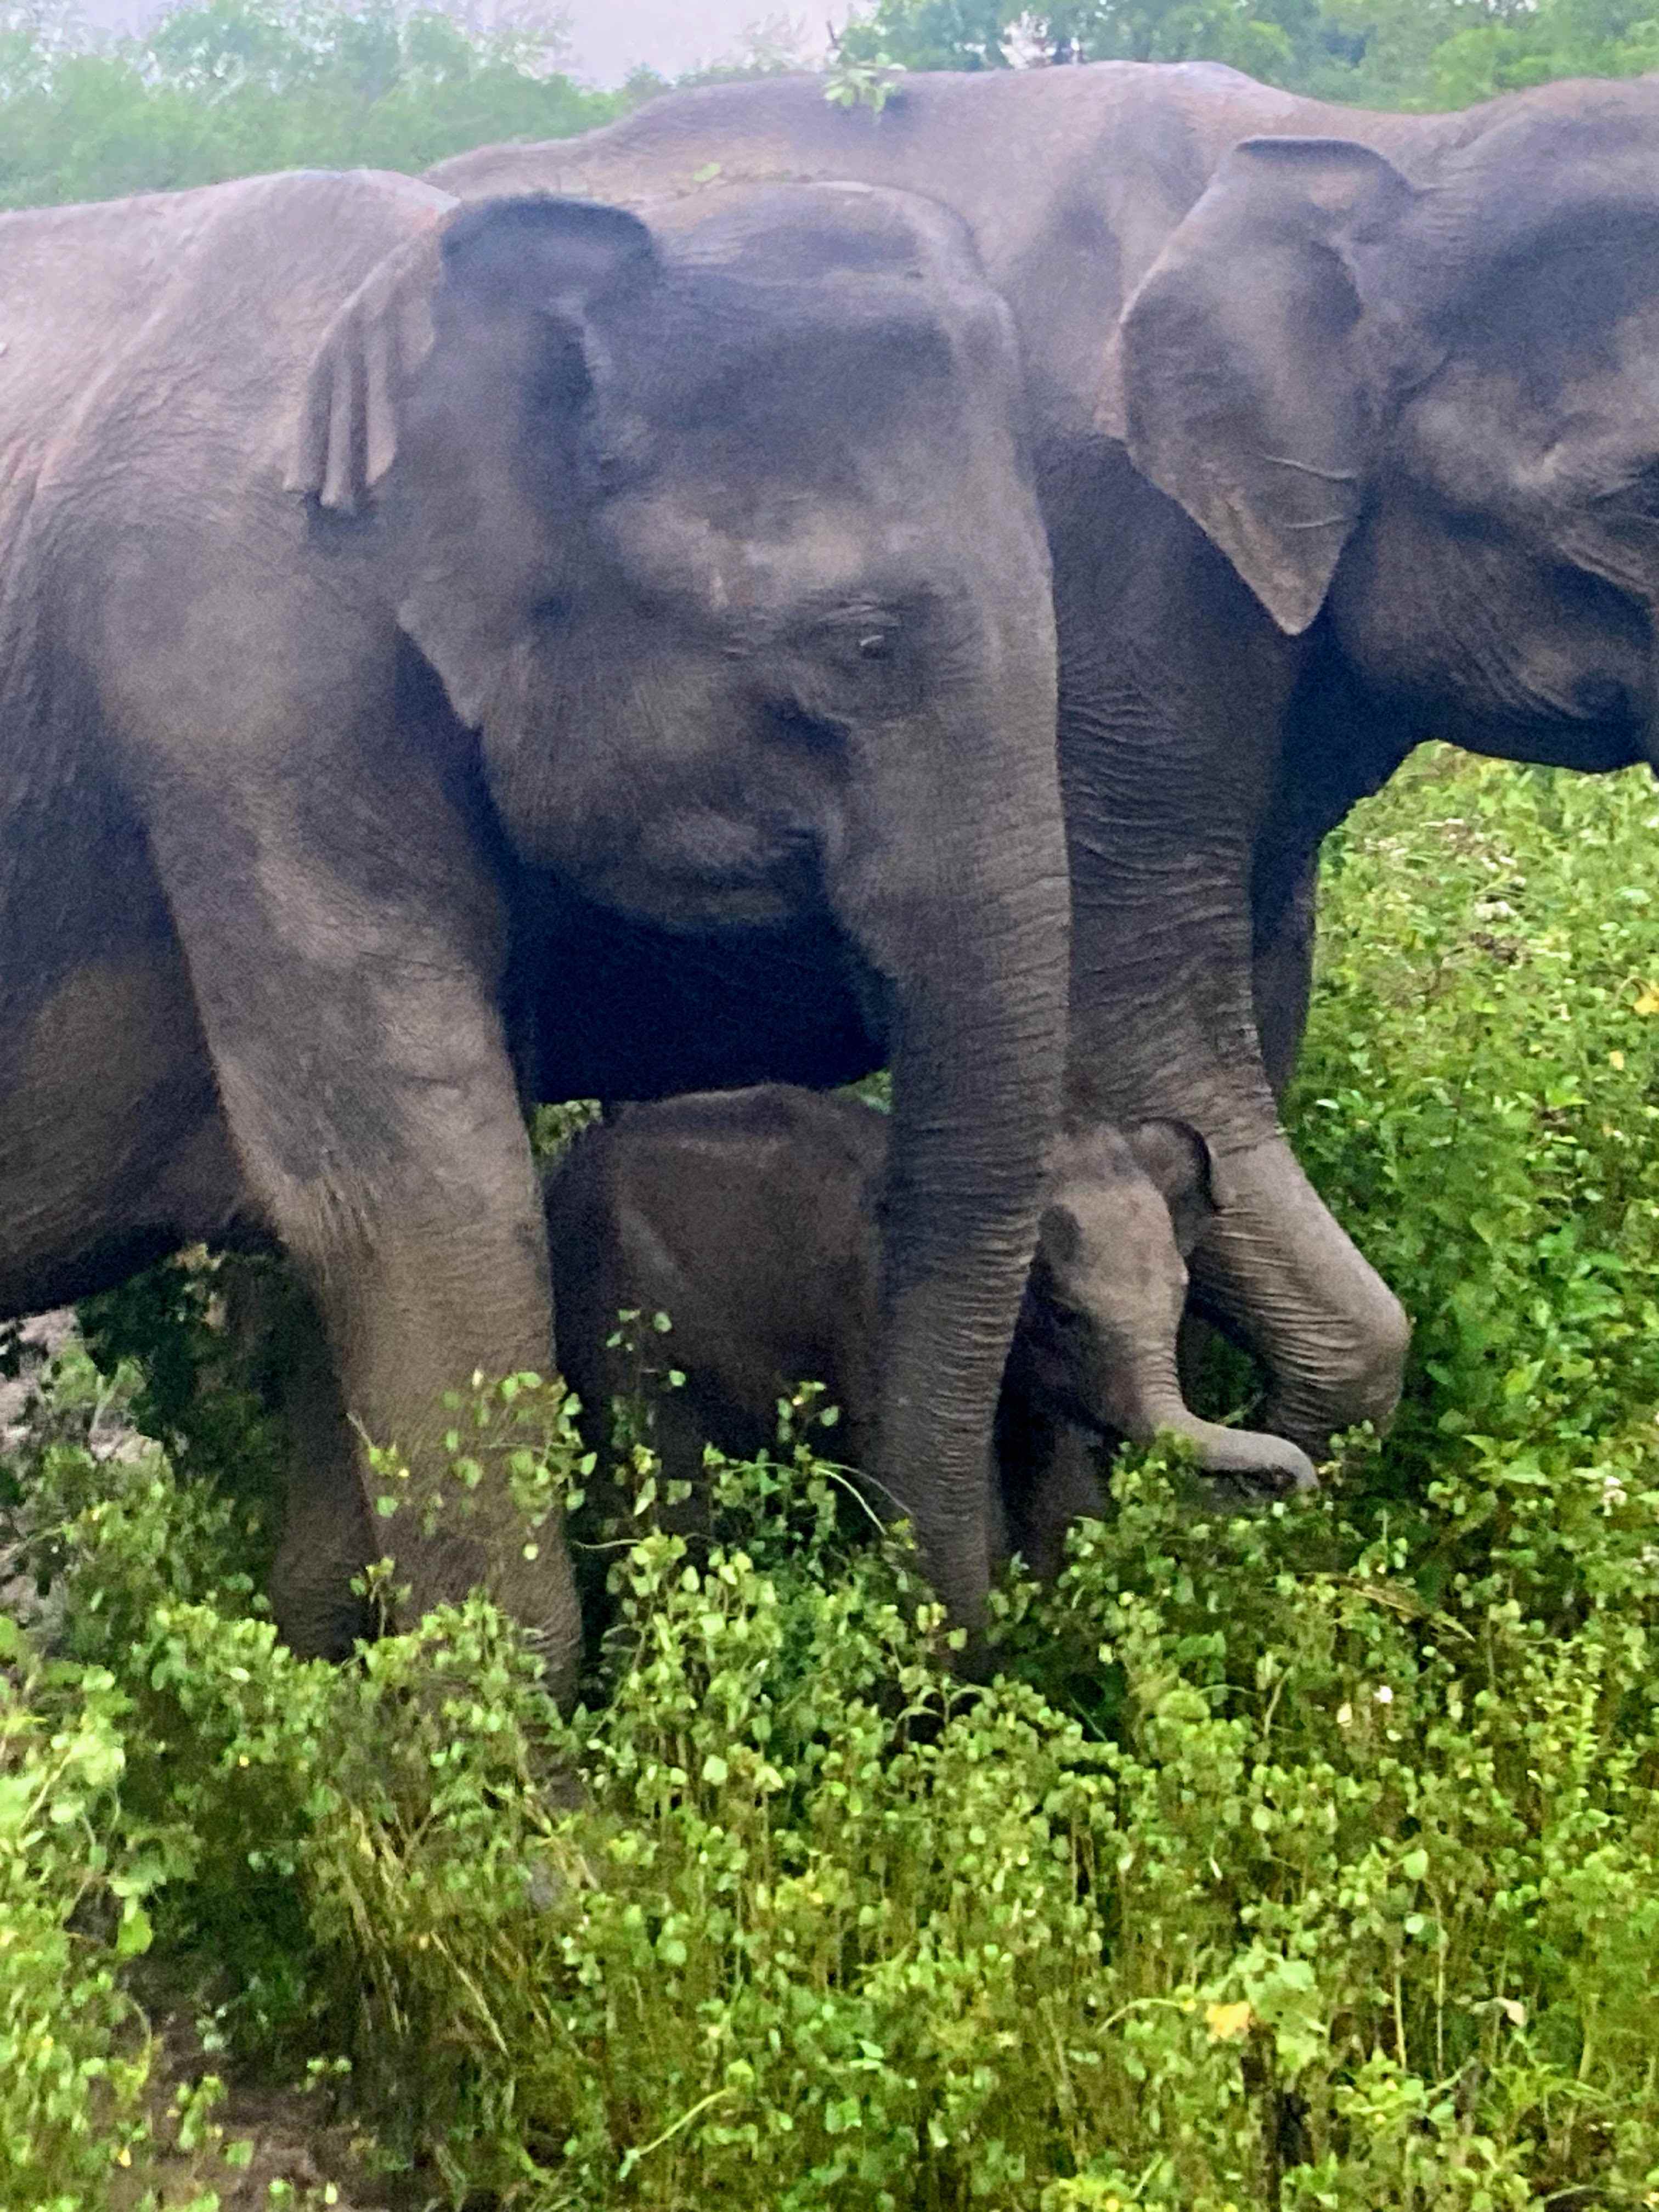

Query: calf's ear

[1122,1119,1223,1258]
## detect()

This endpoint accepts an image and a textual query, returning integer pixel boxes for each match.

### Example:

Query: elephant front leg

[216,1257,375,1661]
[259,1034,577,1683]
[1251,857,1318,1103]
[150,807,582,1699]
[306,1153,574,1662]
[1071,840,1407,1457]
[1053,492,1407,1461]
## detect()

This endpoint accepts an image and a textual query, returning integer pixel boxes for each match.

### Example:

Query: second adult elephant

[0,171,1066,1685]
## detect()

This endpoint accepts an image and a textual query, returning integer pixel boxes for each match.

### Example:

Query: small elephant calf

[544,1087,1313,1582]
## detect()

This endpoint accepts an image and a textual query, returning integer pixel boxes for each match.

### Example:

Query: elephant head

[1017,1119,1316,1499]
[1108,86,1659,775]
[287,182,1070,1631]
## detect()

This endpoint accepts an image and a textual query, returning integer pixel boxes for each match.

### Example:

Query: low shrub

[4,748,1659,2208]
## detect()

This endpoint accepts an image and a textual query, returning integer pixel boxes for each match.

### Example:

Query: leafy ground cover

[5,744,1659,2209]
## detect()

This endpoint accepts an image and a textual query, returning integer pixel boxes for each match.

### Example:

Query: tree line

[2,0,1655,213]
[840,0,1659,108]
[0,0,613,208]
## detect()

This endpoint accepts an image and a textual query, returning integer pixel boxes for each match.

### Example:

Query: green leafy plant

[823,42,907,112]
[7,750,1659,2206]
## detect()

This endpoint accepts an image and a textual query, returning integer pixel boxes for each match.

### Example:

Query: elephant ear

[1106,137,1422,636]
[1122,1118,1222,1260]
[286,194,655,515]
[287,196,658,724]
[285,218,447,514]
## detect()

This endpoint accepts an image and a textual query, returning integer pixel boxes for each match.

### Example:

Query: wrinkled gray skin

[543,1087,1313,1596]
[0,171,1068,1685]
[434,66,1659,1455]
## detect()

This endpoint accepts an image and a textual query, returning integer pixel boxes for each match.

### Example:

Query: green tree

[835,0,1659,103]
[0,0,620,210]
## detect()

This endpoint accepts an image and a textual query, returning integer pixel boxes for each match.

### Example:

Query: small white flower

[1373,1684,1394,1706]
[1336,1702,1353,1728]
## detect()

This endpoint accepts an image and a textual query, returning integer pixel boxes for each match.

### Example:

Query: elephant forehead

[1402,228,1659,499]
[599,286,977,477]
[1045,1171,1178,1295]
[596,488,933,623]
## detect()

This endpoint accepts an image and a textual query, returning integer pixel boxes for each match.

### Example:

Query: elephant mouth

[1432,699,1650,775]
[560,817,829,937]
[587,876,810,933]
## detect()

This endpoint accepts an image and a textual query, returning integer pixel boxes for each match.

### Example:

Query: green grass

[5,747,1659,2208]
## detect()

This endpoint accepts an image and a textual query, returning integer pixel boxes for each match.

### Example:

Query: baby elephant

[544,1087,1314,1582]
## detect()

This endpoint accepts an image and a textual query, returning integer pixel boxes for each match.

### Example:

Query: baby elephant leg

[1007,1420,1108,1583]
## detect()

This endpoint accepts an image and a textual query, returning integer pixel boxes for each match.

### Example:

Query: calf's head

[1020,1121,1317,1500]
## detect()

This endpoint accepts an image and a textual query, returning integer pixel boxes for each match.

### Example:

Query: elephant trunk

[1137,1397,1318,1498]
[1109,1339,1318,1498]
[831,668,1070,1641]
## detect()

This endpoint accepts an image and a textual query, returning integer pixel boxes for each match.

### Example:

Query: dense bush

[4,748,1659,2207]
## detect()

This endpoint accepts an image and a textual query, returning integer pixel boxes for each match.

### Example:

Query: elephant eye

[1033,1284,1088,1338]
[814,610,923,713]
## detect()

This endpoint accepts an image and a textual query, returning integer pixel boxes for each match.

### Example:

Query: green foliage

[1289,753,1659,1552]
[0,1621,153,2210]
[834,0,1659,105]
[823,43,909,110]
[625,9,819,103]
[9,750,1659,2204]
[0,0,619,211]
[836,0,1296,79]
[530,1096,603,1159]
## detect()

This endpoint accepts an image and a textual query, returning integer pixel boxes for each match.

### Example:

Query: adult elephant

[0,169,1068,1685]
[432,66,1659,1452]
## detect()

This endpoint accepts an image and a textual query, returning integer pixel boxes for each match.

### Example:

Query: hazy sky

[563,2,833,87]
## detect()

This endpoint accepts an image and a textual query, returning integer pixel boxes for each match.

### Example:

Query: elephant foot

[269,1537,376,1664]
